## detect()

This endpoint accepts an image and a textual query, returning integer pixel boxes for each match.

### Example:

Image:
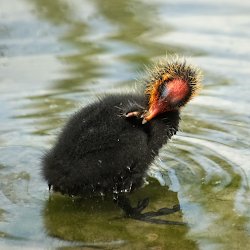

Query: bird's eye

[158,83,168,99]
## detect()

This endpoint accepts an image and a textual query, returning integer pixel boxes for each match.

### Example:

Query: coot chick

[42,56,202,218]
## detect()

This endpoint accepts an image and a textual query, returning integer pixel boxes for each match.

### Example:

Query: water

[0,0,250,249]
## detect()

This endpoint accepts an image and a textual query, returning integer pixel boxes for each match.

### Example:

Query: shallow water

[0,0,250,249]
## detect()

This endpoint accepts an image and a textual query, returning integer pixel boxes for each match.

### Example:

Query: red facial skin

[143,78,189,122]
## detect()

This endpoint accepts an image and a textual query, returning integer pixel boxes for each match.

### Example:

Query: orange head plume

[141,56,202,123]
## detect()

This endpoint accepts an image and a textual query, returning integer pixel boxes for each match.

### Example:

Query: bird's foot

[131,204,186,225]
[142,204,180,217]
[114,195,186,225]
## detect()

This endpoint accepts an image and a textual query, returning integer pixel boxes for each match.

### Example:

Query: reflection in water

[23,0,205,137]
[44,179,197,249]
[150,104,250,249]
[29,0,195,91]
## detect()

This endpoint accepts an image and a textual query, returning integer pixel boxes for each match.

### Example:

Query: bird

[42,56,202,219]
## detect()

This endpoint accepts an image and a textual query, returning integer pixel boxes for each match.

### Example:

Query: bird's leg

[113,194,149,217]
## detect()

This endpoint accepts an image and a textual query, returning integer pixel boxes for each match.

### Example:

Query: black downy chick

[42,56,202,220]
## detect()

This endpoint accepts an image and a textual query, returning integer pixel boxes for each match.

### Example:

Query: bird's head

[142,57,202,123]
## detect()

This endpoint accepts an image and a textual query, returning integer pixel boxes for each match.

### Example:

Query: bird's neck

[146,110,180,154]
